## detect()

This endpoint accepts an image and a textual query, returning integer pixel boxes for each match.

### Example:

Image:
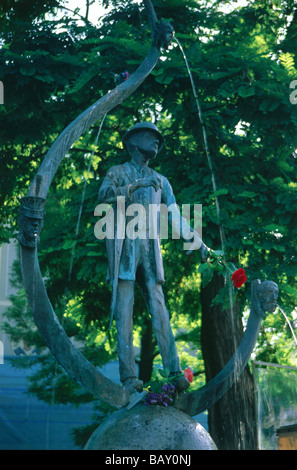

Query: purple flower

[144,382,176,407]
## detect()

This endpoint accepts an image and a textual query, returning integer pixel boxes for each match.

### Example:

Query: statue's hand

[201,243,209,261]
[186,241,209,261]
[134,175,163,192]
[186,232,208,259]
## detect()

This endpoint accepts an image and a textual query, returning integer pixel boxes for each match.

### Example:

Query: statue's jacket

[98,160,189,285]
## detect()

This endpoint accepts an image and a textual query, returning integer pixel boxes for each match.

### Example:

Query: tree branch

[59,5,90,24]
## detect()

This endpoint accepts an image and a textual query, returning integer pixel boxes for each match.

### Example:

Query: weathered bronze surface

[175,279,279,416]
[18,196,46,247]
[98,122,204,391]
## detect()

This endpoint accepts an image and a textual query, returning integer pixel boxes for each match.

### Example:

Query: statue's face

[258,281,279,313]
[129,131,159,159]
[22,216,42,244]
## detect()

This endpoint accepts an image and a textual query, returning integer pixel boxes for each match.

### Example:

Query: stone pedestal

[85,404,217,450]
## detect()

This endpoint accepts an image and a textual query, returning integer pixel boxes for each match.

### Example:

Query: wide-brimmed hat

[122,122,164,151]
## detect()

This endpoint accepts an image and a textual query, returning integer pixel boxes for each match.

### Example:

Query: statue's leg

[140,280,191,391]
[136,240,181,374]
[139,278,181,374]
[115,279,138,384]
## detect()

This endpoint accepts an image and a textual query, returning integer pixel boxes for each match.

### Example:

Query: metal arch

[175,280,277,416]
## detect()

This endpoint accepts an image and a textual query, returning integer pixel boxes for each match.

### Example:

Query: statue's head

[122,122,164,160]
[18,196,46,248]
[257,280,279,314]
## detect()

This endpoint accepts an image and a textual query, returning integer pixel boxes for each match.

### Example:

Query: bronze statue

[98,122,206,392]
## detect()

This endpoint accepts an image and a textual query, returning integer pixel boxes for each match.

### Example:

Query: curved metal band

[176,280,266,416]
[28,48,160,198]
[20,245,130,408]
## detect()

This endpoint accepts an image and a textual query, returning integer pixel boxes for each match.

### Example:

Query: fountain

[17,0,283,451]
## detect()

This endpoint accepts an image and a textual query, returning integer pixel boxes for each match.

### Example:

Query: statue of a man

[98,122,206,392]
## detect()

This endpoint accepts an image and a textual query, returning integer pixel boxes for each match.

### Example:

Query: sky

[63,0,250,24]
[58,0,111,25]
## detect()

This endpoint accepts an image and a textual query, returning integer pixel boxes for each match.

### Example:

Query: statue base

[84,404,217,450]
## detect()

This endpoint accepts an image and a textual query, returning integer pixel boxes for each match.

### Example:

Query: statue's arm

[161,177,202,246]
[98,167,135,204]
[98,168,164,204]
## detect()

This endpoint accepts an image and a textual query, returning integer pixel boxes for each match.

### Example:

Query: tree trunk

[200,271,257,450]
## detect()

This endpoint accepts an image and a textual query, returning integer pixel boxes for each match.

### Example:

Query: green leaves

[198,259,221,287]
[279,52,297,76]
[238,85,255,98]
[62,239,77,250]
[144,368,176,393]
[213,188,229,197]
[201,265,214,287]
[237,191,258,198]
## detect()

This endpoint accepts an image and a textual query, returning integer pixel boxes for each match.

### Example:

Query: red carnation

[184,367,194,383]
[231,268,247,288]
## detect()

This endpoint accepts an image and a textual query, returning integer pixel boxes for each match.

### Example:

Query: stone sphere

[84,404,217,450]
